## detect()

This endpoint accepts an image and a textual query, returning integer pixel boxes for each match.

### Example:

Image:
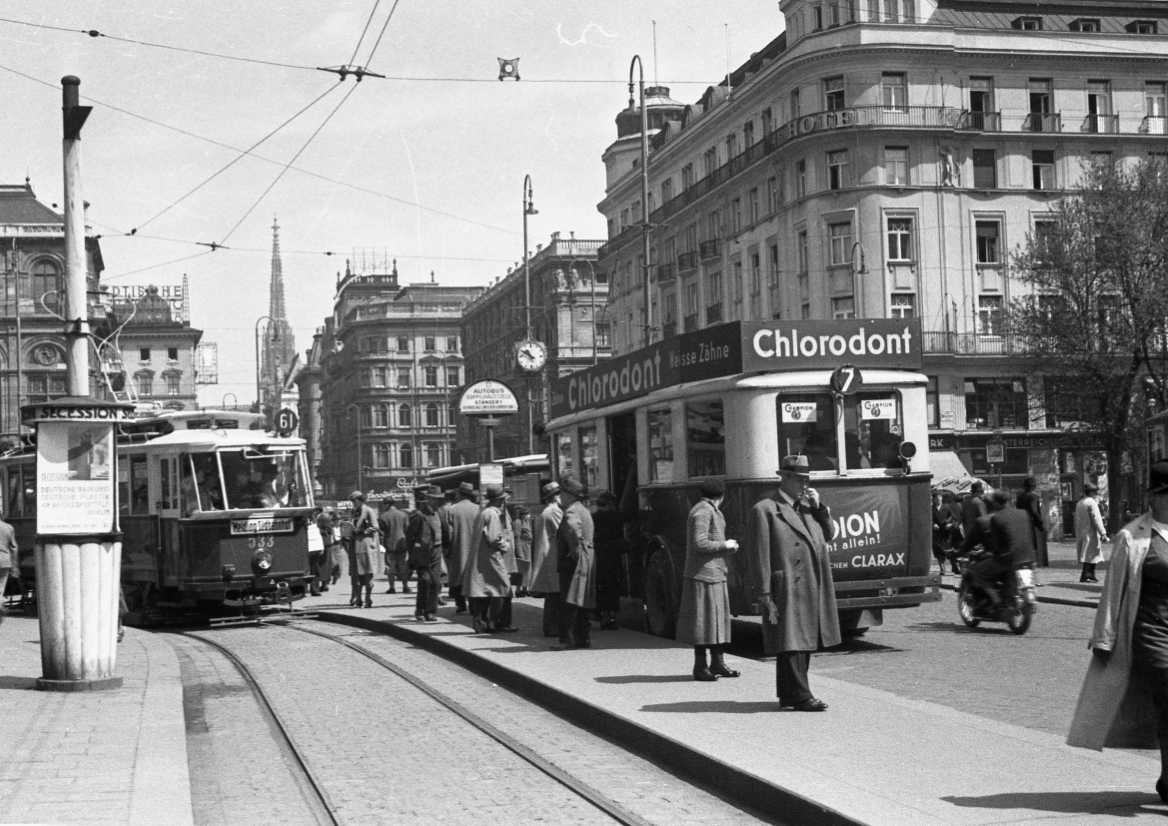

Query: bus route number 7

[830,364,863,397]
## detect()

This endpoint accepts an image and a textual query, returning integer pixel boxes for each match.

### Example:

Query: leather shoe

[494,625,520,633]
[423,615,439,623]
[693,666,720,682]
[710,662,740,678]
[551,642,590,650]
[472,618,488,634]
[781,698,828,712]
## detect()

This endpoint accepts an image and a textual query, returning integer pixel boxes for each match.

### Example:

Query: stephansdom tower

[262,218,297,420]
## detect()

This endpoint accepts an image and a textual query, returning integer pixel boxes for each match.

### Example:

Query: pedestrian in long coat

[406,486,446,622]
[677,479,740,681]
[529,482,563,637]
[552,476,595,650]
[379,497,410,594]
[746,455,839,711]
[348,491,381,609]
[1068,462,1168,804]
[446,482,480,614]
[512,506,532,596]
[1016,476,1049,567]
[462,484,513,632]
[1075,482,1109,582]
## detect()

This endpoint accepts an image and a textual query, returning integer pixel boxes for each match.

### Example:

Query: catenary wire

[348,0,383,67]
[360,0,404,69]
[132,84,341,234]
[219,82,359,245]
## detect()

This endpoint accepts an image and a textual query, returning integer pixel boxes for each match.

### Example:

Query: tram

[545,319,941,637]
[428,454,550,509]
[2,408,317,618]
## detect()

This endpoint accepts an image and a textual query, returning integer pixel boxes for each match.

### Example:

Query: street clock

[515,338,548,373]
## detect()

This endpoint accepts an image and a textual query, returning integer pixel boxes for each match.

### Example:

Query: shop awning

[931,450,978,494]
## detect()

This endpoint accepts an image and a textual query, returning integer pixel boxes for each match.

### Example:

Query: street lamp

[629,55,651,347]
[347,403,362,493]
[254,315,273,418]
[850,242,868,318]
[523,174,538,337]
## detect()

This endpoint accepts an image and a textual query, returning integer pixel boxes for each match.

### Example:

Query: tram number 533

[248,535,275,549]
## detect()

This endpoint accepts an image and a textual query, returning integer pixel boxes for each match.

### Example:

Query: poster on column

[36,422,116,534]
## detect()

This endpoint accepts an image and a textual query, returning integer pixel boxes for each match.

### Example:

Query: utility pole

[62,76,90,395]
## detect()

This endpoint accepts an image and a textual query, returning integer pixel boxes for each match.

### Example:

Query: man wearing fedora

[446,482,480,614]
[553,475,596,650]
[378,495,410,595]
[463,483,514,633]
[407,485,446,622]
[529,481,564,637]
[1075,480,1109,583]
[747,455,839,711]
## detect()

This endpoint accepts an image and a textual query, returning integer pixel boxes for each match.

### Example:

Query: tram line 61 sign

[275,407,299,437]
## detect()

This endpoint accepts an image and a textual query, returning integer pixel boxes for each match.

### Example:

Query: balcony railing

[1082,114,1119,134]
[683,313,698,332]
[958,111,1001,132]
[656,263,676,283]
[1023,112,1062,133]
[1141,115,1168,135]
[921,331,1031,355]
[699,239,721,259]
[706,303,723,324]
[678,251,699,271]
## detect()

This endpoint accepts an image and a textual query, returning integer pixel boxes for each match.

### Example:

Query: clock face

[516,339,547,372]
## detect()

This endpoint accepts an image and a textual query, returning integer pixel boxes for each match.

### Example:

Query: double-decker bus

[545,319,941,637]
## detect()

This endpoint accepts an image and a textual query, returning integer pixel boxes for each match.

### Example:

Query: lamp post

[254,315,273,419]
[629,55,651,347]
[569,257,599,365]
[347,402,362,493]
[850,242,868,318]
[522,175,539,454]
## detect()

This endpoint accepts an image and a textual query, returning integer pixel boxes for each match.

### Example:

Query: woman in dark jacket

[676,479,740,681]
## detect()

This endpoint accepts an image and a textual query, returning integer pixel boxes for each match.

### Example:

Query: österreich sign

[459,380,519,417]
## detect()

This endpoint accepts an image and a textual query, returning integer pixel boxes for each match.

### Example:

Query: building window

[397,336,410,352]
[166,373,180,396]
[887,217,913,261]
[31,260,60,314]
[703,146,719,177]
[1013,16,1043,30]
[796,160,807,198]
[1028,79,1053,131]
[396,368,410,388]
[374,404,389,427]
[968,77,994,129]
[167,347,179,362]
[425,403,440,428]
[1086,80,1112,132]
[797,230,809,274]
[884,146,908,185]
[977,295,1004,335]
[425,443,441,468]
[372,366,387,387]
[137,373,153,396]
[824,76,845,111]
[1070,18,1100,32]
[373,444,391,468]
[424,366,437,388]
[27,375,67,404]
[827,150,848,190]
[882,73,907,110]
[743,120,755,150]
[891,293,916,318]
[976,221,1000,264]
[424,336,436,352]
[731,198,742,233]
[399,404,412,428]
[965,377,1027,430]
[1130,20,1158,34]
[726,132,739,160]
[1146,82,1167,133]
[972,149,996,188]
[708,271,723,305]
[1032,150,1055,189]
[832,296,855,319]
[762,107,774,135]
[446,366,460,387]
[595,323,611,349]
[768,244,780,317]
[749,188,760,224]
[399,444,413,469]
[767,175,780,212]
[681,163,694,190]
[926,376,939,427]
[828,222,852,266]
[139,347,151,363]
[790,88,801,119]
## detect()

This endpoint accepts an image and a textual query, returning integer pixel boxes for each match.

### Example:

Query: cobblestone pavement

[168,634,322,826]
[191,621,778,826]
[730,590,1106,739]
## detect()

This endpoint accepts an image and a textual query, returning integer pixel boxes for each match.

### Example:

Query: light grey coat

[1074,496,1107,564]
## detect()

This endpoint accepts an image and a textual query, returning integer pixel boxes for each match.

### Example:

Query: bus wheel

[644,554,676,639]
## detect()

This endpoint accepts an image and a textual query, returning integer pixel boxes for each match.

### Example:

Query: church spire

[261,217,297,420]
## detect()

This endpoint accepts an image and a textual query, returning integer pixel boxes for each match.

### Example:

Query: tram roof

[547,368,926,430]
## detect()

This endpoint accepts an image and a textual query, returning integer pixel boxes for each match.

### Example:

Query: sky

[0,1,787,407]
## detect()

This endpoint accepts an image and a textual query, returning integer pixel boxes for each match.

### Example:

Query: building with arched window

[0,181,106,440]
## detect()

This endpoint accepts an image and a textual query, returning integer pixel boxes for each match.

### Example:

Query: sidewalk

[310,583,1165,826]
[0,610,193,826]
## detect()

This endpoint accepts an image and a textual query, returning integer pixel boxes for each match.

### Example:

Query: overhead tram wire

[131,83,341,234]
[360,0,405,68]
[218,82,360,245]
[348,0,384,67]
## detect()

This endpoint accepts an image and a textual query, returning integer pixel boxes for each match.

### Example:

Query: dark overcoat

[557,500,596,609]
[529,502,563,592]
[446,498,480,586]
[747,494,841,654]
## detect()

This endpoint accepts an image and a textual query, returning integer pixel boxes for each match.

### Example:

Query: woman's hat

[1149,461,1168,494]
[559,475,587,497]
[778,455,810,478]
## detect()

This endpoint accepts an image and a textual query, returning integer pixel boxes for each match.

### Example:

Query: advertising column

[22,398,134,691]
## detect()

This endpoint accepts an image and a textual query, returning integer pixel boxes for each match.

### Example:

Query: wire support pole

[629,56,651,349]
[62,75,92,397]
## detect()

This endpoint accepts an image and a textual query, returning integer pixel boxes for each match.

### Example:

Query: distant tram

[2,409,317,619]
[545,319,941,637]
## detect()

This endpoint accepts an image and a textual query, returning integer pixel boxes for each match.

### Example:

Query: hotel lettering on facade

[597,0,1168,536]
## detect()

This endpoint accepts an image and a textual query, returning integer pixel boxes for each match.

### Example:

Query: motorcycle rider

[960,490,1037,608]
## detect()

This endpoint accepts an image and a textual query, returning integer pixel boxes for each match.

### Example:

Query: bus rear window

[844,393,903,470]
[686,400,725,478]
[648,408,673,482]
[777,395,837,471]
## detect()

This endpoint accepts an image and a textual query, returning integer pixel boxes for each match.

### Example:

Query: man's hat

[559,475,587,497]
[484,483,506,500]
[458,481,475,495]
[541,481,561,500]
[1149,461,1168,494]
[423,485,444,498]
[349,490,366,501]
[778,455,810,478]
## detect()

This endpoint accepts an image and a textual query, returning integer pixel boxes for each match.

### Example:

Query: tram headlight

[221,563,236,582]
[251,550,274,576]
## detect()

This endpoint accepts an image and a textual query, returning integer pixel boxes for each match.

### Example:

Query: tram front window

[845,393,903,470]
[218,449,307,509]
[686,400,725,477]
[777,395,837,471]
[776,393,905,471]
[180,453,224,515]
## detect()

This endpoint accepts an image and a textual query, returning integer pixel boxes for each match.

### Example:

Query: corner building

[598,0,1168,535]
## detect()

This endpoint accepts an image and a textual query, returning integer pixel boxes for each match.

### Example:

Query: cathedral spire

[261,217,297,420]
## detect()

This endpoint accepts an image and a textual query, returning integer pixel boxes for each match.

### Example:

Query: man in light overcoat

[528,482,563,637]
[0,513,16,625]
[747,454,839,711]
[445,482,480,614]
[552,475,595,650]
[462,484,513,632]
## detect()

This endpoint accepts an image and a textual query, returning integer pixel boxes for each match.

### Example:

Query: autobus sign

[459,380,519,416]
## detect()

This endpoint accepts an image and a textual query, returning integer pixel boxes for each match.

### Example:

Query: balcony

[699,239,721,260]
[1141,116,1168,135]
[706,303,723,324]
[921,331,1031,355]
[683,313,699,332]
[656,263,676,283]
[1023,112,1062,133]
[958,111,1001,132]
[1082,114,1119,134]
[677,251,699,271]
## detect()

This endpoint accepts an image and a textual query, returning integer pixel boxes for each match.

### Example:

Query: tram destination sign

[551,319,922,418]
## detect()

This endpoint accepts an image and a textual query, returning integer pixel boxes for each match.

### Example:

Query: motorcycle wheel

[1007,595,1033,635]
[957,580,980,627]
